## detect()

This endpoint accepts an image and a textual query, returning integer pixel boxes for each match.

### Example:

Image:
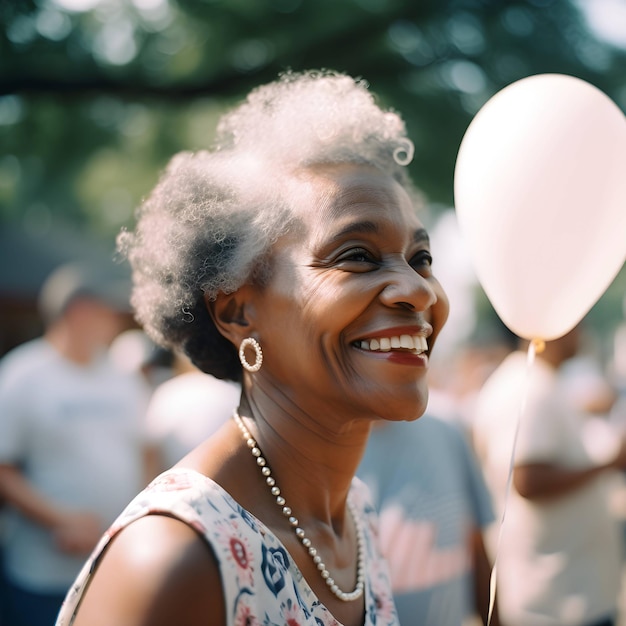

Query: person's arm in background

[0,464,102,554]
[514,438,626,500]
[452,415,503,626]
[471,527,501,626]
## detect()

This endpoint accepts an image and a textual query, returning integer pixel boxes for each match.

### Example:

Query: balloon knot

[531,338,546,354]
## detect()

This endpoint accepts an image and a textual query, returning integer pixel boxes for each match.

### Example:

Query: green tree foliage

[1,0,625,329]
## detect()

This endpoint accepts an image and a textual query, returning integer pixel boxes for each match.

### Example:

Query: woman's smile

[355,334,428,358]
[351,324,432,367]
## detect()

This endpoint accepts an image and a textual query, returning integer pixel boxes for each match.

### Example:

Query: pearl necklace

[233,411,366,602]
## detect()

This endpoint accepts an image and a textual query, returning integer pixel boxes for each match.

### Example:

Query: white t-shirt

[144,371,241,469]
[0,338,149,592]
[473,351,622,626]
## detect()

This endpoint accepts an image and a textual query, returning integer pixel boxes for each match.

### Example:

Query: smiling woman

[55,70,449,626]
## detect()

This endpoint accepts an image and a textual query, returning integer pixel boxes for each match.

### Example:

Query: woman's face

[250,163,449,423]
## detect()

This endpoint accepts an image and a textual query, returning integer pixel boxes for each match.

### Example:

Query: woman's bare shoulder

[73,514,225,626]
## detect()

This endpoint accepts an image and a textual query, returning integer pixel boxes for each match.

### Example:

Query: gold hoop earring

[239,337,263,373]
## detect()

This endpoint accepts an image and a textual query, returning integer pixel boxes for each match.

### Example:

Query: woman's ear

[205,286,255,347]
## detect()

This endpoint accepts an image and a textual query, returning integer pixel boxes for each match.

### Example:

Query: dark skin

[72,164,449,626]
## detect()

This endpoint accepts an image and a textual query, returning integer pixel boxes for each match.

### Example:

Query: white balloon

[454,73,626,341]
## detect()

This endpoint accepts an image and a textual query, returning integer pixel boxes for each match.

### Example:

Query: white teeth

[415,336,428,352]
[357,335,428,354]
[400,334,413,349]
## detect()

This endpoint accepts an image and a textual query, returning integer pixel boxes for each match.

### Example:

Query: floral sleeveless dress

[56,468,399,625]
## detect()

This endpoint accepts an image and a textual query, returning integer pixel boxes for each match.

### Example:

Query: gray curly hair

[119,69,417,380]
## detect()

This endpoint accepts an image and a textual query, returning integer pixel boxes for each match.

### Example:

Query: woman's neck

[237,386,371,524]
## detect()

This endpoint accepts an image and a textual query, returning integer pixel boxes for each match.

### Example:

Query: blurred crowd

[2,259,626,626]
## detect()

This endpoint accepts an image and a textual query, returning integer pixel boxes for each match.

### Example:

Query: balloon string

[486,339,540,625]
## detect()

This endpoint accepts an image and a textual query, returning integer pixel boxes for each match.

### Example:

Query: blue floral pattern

[57,468,398,626]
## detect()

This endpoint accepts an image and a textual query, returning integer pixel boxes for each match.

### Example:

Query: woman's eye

[411,250,433,270]
[339,248,376,263]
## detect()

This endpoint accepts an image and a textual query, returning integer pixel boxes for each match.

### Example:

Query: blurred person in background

[143,350,241,477]
[109,328,176,393]
[473,324,626,626]
[358,415,499,626]
[0,262,151,626]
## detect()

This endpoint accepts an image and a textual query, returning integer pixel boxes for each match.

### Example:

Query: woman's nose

[379,264,437,312]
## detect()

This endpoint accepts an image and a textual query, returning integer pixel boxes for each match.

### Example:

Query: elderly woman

[57,70,449,626]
